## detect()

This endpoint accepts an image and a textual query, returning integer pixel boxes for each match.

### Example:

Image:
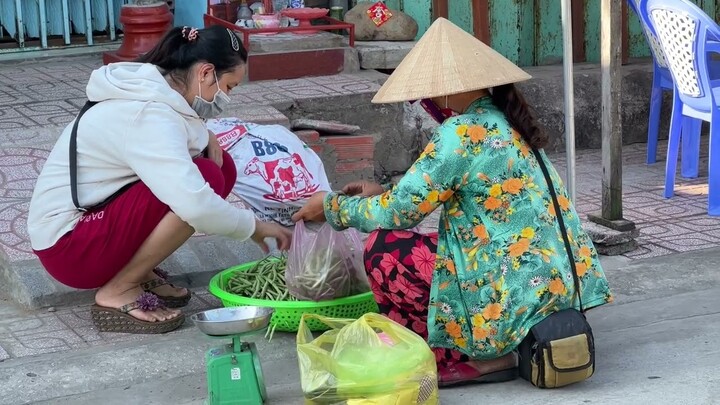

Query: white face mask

[191,71,231,119]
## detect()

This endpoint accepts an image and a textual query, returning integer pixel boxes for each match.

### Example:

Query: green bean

[224,255,298,302]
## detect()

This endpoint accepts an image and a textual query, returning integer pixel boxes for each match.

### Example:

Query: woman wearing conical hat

[293,18,612,386]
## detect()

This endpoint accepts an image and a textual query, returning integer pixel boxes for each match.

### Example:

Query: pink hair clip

[181,26,199,42]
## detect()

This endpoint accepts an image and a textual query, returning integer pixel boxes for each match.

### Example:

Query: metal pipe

[560,0,576,202]
[62,0,70,45]
[15,0,25,49]
[107,0,116,41]
[84,0,93,45]
[38,0,48,48]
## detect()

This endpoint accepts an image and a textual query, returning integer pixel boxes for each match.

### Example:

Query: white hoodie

[27,63,256,251]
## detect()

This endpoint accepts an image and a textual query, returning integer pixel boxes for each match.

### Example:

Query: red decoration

[367,1,392,27]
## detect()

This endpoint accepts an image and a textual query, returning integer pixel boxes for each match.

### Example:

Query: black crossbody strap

[69,101,99,212]
[531,148,584,312]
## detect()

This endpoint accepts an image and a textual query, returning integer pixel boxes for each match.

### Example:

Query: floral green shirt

[324,97,613,359]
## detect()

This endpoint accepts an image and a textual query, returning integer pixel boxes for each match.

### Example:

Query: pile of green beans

[226,255,297,301]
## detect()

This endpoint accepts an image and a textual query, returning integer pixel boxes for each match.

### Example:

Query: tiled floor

[550,141,720,260]
[0,288,221,361]
[0,55,379,131]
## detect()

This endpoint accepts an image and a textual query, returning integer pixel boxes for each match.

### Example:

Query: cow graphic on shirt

[244,153,319,202]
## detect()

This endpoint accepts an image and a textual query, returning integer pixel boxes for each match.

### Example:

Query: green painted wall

[517,0,535,67]
[448,0,473,34]
[395,0,432,40]
[382,0,720,66]
[535,0,563,65]
[583,1,601,63]
[487,0,521,65]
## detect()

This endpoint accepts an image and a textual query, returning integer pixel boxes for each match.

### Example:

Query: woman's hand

[251,220,292,253]
[292,192,328,223]
[342,181,385,197]
[207,130,223,167]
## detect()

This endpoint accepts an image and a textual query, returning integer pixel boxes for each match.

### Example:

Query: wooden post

[588,0,635,234]
[472,0,491,44]
[432,0,448,20]
[601,0,623,220]
[571,0,586,63]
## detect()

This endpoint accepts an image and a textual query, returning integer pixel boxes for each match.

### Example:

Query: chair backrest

[629,0,670,70]
[646,0,720,113]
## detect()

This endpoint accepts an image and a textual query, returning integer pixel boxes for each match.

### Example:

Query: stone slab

[356,40,415,70]
[248,31,348,53]
[587,213,638,233]
[343,47,361,74]
[291,118,361,134]
[583,221,641,246]
[595,239,639,256]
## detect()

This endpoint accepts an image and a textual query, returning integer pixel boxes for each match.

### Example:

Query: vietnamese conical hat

[372,18,532,104]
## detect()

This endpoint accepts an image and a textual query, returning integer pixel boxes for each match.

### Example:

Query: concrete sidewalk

[1,247,718,405]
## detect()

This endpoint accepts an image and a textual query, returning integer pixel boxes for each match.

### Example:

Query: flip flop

[140,269,192,308]
[91,292,186,334]
[438,362,518,388]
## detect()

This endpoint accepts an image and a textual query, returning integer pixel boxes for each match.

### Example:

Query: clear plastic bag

[297,313,439,405]
[286,221,370,301]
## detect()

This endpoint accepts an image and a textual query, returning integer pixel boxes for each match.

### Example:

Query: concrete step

[356,40,415,70]
[249,31,349,54]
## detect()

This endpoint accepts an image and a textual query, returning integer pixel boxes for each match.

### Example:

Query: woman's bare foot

[95,284,181,322]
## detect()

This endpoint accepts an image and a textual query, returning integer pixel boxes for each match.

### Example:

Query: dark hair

[491,84,548,149]
[136,26,248,86]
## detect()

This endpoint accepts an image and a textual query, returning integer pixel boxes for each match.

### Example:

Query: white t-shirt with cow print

[207,118,331,226]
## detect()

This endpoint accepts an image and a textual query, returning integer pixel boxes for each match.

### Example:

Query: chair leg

[680,117,701,179]
[708,117,720,216]
[647,79,663,165]
[665,93,683,199]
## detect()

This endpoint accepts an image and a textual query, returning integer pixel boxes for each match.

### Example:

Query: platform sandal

[140,268,192,308]
[91,292,186,334]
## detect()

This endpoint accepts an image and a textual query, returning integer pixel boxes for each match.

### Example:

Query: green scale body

[205,336,267,405]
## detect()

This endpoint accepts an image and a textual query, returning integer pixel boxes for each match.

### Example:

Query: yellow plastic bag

[297,313,439,405]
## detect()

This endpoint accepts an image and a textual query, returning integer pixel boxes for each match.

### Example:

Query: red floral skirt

[363,229,469,368]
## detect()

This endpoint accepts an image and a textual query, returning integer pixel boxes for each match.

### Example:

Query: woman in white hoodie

[27,26,291,334]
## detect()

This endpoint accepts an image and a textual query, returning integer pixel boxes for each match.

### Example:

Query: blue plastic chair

[631,0,701,178]
[646,0,720,215]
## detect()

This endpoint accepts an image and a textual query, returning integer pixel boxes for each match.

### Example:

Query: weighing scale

[191,306,275,405]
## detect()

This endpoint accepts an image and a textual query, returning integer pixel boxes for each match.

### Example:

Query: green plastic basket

[208,259,379,332]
